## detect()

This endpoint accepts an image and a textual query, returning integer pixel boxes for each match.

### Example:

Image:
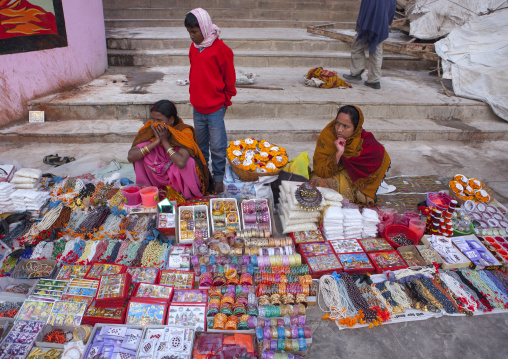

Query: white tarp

[435,8,508,121]
[407,0,508,39]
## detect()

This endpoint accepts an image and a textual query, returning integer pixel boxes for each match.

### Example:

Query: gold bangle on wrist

[140,147,147,155]
[167,147,176,156]
[143,145,150,154]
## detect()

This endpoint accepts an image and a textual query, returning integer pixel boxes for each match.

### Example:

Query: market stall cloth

[435,8,508,121]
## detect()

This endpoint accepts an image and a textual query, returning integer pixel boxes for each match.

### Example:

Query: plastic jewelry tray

[240,198,273,236]
[0,277,38,301]
[452,234,502,270]
[10,259,57,279]
[178,204,210,244]
[421,235,471,270]
[135,325,196,359]
[209,198,242,233]
[83,323,145,359]
[35,324,76,349]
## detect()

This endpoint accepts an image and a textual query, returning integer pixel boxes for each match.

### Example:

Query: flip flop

[43,154,61,165]
[53,157,75,167]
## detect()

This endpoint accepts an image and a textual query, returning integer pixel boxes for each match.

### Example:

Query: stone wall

[0,0,107,127]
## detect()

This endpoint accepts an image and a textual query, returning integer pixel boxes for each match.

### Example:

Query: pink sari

[134,141,203,199]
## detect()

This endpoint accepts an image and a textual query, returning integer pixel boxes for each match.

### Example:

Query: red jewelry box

[368,250,408,274]
[94,272,131,308]
[125,299,168,326]
[302,253,343,279]
[157,269,195,289]
[336,252,375,274]
[172,289,208,303]
[84,262,126,280]
[132,282,174,304]
[81,300,128,325]
[290,230,325,245]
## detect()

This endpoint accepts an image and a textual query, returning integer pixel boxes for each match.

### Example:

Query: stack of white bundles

[278,181,325,234]
[0,182,16,213]
[322,206,344,240]
[10,168,42,190]
[343,208,363,239]
[362,208,380,238]
[10,189,50,212]
[319,187,344,207]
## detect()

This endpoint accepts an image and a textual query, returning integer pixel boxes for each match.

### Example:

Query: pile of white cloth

[322,206,345,240]
[10,189,50,212]
[343,208,363,239]
[278,181,327,234]
[362,208,380,238]
[10,168,42,190]
[0,182,16,213]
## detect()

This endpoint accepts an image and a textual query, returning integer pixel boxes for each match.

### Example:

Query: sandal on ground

[52,157,75,167]
[43,154,61,165]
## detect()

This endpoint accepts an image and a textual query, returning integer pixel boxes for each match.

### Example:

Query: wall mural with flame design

[0,0,67,55]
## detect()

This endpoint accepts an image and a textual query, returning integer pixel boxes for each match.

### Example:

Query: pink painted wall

[0,0,107,127]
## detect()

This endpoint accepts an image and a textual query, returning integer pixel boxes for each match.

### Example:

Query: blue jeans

[193,106,227,184]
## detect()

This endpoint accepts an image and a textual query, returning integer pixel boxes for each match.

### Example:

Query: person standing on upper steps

[343,0,397,90]
[185,8,237,195]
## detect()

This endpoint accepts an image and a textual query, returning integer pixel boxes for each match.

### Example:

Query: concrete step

[106,27,351,52]
[2,117,507,144]
[25,66,499,123]
[103,8,357,22]
[107,48,432,70]
[102,0,361,12]
[105,19,356,29]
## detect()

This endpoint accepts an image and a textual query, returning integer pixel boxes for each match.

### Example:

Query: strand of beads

[141,241,164,267]
[67,210,87,231]
[50,239,67,260]
[439,271,478,313]
[455,270,493,310]
[90,240,109,263]
[117,242,142,265]
[430,275,464,313]
[419,277,458,314]
[491,270,508,290]
[477,270,508,307]
[77,241,94,264]
[131,243,147,267]
[446,271,485,311]
[99,240,118,262]
[485,271,508,298]
[106,242,122,263]
[341,274,378,322]
[114,242,130,263]
[460,269,505,309]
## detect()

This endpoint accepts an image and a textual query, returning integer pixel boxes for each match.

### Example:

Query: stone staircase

[2,0,507,150]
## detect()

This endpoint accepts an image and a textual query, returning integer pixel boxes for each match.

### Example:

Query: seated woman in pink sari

[127,100,210,199]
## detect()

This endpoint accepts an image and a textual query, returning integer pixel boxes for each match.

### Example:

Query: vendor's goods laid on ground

[0,161,508,359]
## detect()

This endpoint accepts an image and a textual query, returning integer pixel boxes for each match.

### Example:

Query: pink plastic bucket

[122,185,141,206]
[140,186,159,207]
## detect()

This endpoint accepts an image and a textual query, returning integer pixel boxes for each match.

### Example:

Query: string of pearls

[385,281,411,309]
[26,203,64,237]
[318,275,357,321]
[394,266,436,281]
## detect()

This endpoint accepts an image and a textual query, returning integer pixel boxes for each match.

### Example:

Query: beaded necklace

[108,190,124,208]
[118,242,141,265]
[90,240,109,263]
[431,275,464,313]
[374,281,403,314]
[385,281,412,309]
[141,241,163,267]
[419,277,458,314]
[403,280,433,312]
[85,241,99,264]
[51,207,72,230]
[439,271,478,313]
[26,203,64,238]
[478,271,508,305]
[157,243,170,268]
[67,210,86,231]
[51,239,67,260]
[461,269,505,309]
[355,277,384,309]
[446,270,486,310]
[455,270,493,310]
[77,241,94,264]
[318,275,355,320]
[106,241,122,263]
[100,240,118,262]
[31,241,54,260]
[102,214,123,234]
[490,270,508,293]
[114,241,130,263]
[131,243,147,267]
[341,274,377,321]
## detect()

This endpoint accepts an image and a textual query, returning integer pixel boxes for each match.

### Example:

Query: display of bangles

[257,284,317,298]
[179,205,209,241]
[211,199,240,231]
[242,199,271,232]
[256,326,312,340]
[258,304,306,318]
[14,260,55,279]
[260,339,308,352]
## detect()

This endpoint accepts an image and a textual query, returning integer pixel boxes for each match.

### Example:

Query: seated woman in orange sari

[311,105,390,205]
[128,100,210,199]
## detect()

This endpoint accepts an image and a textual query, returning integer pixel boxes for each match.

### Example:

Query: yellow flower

[243,137,258,149]
[255,151,270,162]
[273,155,288,167]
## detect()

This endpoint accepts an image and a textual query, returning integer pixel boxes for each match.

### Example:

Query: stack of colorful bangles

[258,305,306,318]
[256,326,312,340]
[256,284,317,297]
[261,351,305,359]
[260,338,308,352]
[207,285,259,330]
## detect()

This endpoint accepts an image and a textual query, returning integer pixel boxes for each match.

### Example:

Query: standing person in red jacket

[185,8,237,194]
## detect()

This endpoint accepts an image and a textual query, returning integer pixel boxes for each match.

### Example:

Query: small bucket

[122,185,141,206]
[140,186,159,207]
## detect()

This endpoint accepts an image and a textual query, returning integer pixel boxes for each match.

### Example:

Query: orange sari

[311,106,390,204]
[132,118,210,194]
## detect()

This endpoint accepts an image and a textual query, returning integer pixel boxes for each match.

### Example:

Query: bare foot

[214,182,225,194]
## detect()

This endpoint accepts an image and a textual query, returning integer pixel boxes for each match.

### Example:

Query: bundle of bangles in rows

[0,168,507,359]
